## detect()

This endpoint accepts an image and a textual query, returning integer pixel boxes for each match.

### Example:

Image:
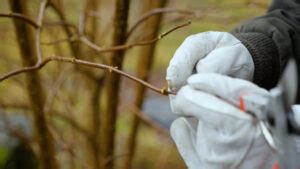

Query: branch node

[109,67,113,73]
[160,87,168,95]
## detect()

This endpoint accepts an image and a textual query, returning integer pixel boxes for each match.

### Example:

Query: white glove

[170,73,275,169]
[292,105,300,125]
[166,31,254,92]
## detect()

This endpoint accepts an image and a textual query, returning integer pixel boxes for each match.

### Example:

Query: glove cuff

[231,32,280,89]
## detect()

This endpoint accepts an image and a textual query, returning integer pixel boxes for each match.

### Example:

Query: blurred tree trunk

[8,1,57,169]
[122,0,168,169]
[89,79,103,169]
[101,0,130,169]
[84,0,101,43]
[84,0,102,143]
[82,1,103,169]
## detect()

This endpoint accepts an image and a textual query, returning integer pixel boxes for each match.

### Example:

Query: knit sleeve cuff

[231,32,280,89]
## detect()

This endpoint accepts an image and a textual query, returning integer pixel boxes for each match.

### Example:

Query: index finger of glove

[195,43,254,81]
[170,85,252,124]
[187,73,269,107]
[166,32,222,92]
[166,32,242,92]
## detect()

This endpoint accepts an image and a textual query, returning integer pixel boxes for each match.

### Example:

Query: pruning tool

[241,59,300,169]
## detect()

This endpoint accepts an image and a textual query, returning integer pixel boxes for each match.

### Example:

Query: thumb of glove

[170,118,202,169]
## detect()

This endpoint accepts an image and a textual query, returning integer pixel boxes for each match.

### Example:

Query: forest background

[0,0,270,169]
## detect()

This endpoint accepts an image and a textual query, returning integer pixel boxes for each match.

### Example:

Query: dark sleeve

[231,0,300,93]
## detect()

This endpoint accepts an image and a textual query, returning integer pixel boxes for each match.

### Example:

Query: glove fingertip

[170,118,195,139]
[166,65,182,92]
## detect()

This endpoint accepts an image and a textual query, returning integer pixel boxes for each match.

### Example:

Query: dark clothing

[231,0,300,102]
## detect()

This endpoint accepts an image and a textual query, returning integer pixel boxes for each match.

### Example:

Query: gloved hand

[166,31,254,92]
[169,73,275,169]
[292,105,300,125]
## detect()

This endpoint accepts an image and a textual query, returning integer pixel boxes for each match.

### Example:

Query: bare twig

[101,154,129,167]
[43,20,76,30]
[0,102,29,110]
[48,123,92,169]
[47,3,78,38]
[0,56,174,95]
[48,125,75,155]
[0,13,39,28]
[78,12,86,36]
[0,101,92,140]
[245,0,269,8]
[41,36,78,45]
[35,0,48,64]
[128,106,170,137]
[44,66,71,113]
[80,21,191,53]
[51,112,92,139]
[41,20,190,52]
[127,8,195,39]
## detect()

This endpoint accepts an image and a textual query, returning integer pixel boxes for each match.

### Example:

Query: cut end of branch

[160,87,175,96]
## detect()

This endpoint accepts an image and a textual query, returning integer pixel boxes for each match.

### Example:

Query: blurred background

[0,0,270,168]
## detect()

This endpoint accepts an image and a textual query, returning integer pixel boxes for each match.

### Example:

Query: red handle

[272,162,279,169]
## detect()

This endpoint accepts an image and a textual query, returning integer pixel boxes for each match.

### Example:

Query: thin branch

[48,123,92,169]
[127,8,196,39]
[43,66,71,113]
[41,36,78,45]
[78,12,86,36]
[43,20,77,30]
[41,21,190,51]
[0,13,39,28]
[48,125,75,155]
[47,3,78,40]
[128,106,170,137]
[35,0,48,64]
[80,21,191,53]
[51,112,92,139]
[0,101,93,144]
[0,56,174,95]
[85,10,103,21]
[0,103,29,110]
[101,154,129,167]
